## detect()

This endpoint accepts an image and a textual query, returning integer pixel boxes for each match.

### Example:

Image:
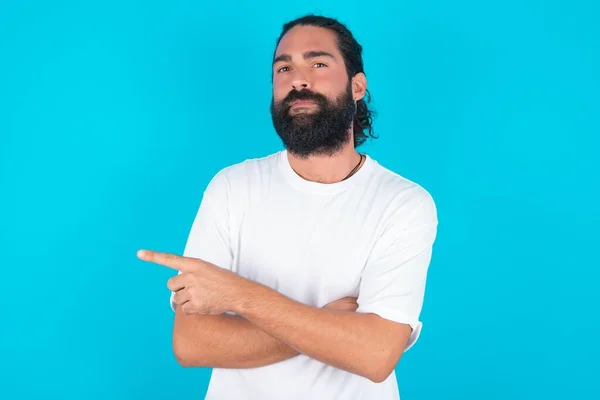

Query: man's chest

[229,191,383,306]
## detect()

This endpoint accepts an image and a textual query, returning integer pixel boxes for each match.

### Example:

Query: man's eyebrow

[273,50,336,65]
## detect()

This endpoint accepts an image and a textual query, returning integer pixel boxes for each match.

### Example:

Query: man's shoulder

[204,151,282,193]
[367,160,437,221]
[216,151,281,178]
[370,160,433,199]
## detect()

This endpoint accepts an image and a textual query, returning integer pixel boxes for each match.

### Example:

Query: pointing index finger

[137,249,197,272]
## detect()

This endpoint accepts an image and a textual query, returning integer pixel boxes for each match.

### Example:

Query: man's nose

[292,75,311,91]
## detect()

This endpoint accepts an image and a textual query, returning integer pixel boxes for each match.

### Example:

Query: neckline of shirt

[278,149,376,195]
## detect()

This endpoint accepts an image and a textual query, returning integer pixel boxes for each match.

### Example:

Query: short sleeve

[169,169,234,311]
[356,186,438,351]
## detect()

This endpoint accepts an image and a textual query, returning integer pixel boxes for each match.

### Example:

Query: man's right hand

[322,296,358,312]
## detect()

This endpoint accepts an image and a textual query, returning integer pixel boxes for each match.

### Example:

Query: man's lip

[290,100,317,109]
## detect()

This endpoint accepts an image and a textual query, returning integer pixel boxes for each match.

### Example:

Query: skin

[272,25,368,183]
[143,26,412,383]
[138,248,411,383]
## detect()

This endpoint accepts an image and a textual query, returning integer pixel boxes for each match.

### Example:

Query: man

[138,14,438,400]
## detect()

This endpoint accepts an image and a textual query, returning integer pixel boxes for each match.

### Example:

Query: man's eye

[313,62,327,68]
[277,66,290,73]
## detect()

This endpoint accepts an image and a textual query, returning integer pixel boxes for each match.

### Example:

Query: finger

[167,274,188,292]
[137,249,197,273]
[174,288,191,306]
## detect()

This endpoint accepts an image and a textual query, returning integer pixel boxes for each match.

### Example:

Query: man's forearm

[233,282,410,383]
[173,306,298,368]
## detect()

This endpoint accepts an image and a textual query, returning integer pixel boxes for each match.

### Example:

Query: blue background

[1,1,598,399]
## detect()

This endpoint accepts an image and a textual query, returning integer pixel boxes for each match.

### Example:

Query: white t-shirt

[170,150,438,400]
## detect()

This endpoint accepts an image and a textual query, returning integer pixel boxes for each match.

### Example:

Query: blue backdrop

[1,1,598,399]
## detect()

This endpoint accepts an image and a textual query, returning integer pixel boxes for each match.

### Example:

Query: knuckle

[181,273,193,286]
[181,272,194,284]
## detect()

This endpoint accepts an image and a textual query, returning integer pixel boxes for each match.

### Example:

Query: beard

[270,82,356,158]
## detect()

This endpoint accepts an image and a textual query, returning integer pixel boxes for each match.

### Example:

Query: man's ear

[351,73,367,102]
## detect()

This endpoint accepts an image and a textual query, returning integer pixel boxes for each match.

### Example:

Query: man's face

[270,25,356,158]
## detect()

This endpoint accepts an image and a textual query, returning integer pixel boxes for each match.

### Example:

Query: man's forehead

[275,26,338,57]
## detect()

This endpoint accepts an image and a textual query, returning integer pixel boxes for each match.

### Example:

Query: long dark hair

[274,14,378,148]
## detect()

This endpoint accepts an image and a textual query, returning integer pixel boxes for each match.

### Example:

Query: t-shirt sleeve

[356,185,438,352]
[169,169,234,311]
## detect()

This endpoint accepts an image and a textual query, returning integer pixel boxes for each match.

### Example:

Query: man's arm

[172,306,298,368]
[233,277,412,383]
[163,253,410,378]
[172,296,358,368]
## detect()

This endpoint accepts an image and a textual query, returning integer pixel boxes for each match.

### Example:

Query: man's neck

[286,142,363,184]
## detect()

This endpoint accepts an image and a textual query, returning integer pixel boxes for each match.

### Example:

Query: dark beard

[270,82,355,158]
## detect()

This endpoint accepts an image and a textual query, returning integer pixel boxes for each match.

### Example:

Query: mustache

[281,90,327,110]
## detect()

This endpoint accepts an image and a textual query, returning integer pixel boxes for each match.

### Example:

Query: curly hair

[274,14,378,148]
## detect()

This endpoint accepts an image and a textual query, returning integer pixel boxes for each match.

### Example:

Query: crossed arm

[171,284,412,383]
[171,294,357,367]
